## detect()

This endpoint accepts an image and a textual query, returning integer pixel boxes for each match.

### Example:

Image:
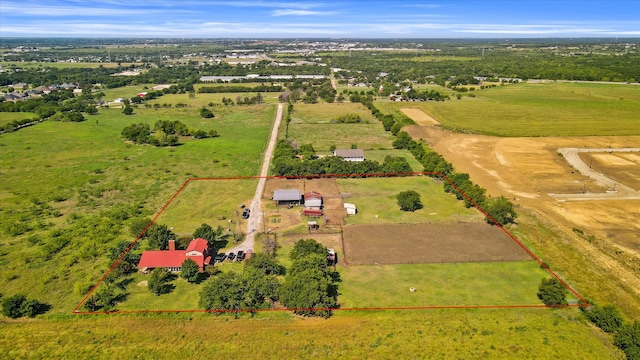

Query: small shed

[344,203,357,215]
[307,221,319,231]
[273,189,302,206]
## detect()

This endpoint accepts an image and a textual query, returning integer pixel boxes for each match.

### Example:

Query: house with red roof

[138,238,211,273]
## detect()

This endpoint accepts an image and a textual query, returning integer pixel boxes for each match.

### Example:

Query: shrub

[537,278,568,306]
[585,304,624,333]
[396,190,423,212]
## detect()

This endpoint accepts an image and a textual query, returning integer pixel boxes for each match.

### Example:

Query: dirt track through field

[551,147,640,201]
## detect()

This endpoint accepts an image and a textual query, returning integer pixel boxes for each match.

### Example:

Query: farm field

[287,102,395,151]
[378,82,640,137]
[0,111,37,126]
[342,223,531,265]
[338,261,553,308]
[0,309,622,359]
[153,178,258,237]
[399,95,640,319]
[0,104,274,314]
[337,177,482,224]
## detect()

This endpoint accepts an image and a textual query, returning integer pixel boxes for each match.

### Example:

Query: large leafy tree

[147,224,176,250]
[193,223,226,250]
[537,278,568,306]
[245,253,286,276]
[484,196,517,226]
[148,267,173,296]
[396,190,423,212]
[199,271,244,314]
[280,239,338,318]
[181,258,200,283]
[290,238,327,261]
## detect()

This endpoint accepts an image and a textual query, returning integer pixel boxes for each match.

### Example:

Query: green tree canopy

[537,278,568,306]
[585,304,624,333]
[396,190,423,211]
[245,253,286,276]
[148,267,173,296]
[181,258,200,283]
[199,271,244,313]
[290,238,327,262]
[484,196,517,226]
[147,224,176,250]
[614,321,640,360]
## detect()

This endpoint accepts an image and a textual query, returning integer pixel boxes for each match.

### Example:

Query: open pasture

[337,177,482,225]
[342,223,531,265]
[384,82,640,137]
[154,179,257,237]
[286,103,396,151]
[0,111,37,126]
[0,105,273,313]
[338,261,550,308]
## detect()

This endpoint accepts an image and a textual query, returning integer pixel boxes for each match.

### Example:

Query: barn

[304,191,323,209]
[273,189,302,206]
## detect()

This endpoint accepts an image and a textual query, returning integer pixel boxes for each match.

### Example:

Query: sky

[0,0,638,38]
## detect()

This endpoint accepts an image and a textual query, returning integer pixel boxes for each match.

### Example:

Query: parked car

[214,253,227,263]
[227,252,236,261]
[236,250,245,262]
[242,208,250,219]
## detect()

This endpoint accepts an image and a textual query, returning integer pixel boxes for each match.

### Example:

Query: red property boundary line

[72,172,589,315]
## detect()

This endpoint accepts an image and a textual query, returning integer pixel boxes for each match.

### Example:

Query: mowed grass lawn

[338,261,556,308]
[156,178,258,236]
[378,82,640,136]
[288,103,394,151]
[337,176,482,224]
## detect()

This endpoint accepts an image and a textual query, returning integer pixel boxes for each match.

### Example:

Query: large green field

[339,261,555,308]
[337,177,482,224]
[0,309,622,359]
[0,104,274,313]
[0,111,37,126]
[377,82,640,137]
[288,102,394,151]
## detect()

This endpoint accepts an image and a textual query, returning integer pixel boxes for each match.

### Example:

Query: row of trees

[271,140,412,177]
[198,239,338,317]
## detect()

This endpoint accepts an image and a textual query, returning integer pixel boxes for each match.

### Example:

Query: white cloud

[271,9,337,16]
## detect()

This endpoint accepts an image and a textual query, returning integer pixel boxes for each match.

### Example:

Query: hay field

[381,82,640,137]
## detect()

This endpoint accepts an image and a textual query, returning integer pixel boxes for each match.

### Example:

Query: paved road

[549,148,640,201]
[228,103,283,253]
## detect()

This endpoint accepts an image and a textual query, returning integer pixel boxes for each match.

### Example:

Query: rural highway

[549,147,640,201]
[229,103,283,254]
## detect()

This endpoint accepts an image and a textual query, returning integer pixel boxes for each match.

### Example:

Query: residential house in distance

[138,238,211,273]
[273,189,302,206]
[334,149,365,162]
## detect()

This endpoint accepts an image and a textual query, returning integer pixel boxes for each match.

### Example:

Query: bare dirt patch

[401,108,440,126]
[580,152,640,190]
[342,223,531,265]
